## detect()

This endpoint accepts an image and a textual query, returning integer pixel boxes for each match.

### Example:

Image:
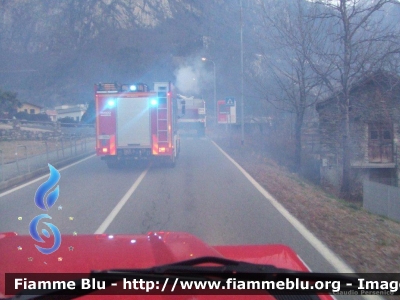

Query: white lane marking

[211,141,354,273]
[0,154,96,198]
[95,166,150,234]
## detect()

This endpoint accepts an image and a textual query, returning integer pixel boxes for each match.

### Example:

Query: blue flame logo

[29,164,61,254]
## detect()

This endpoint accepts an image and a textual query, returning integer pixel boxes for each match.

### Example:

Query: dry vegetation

[0,139,91,163]
[215,132,400,274]
[0,141,58,163]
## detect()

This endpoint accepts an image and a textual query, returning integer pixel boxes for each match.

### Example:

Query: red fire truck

[95,82,180,168]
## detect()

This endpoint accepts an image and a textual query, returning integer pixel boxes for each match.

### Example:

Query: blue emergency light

[107,99,116,108]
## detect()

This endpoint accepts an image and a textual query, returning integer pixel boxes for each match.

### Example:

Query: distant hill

[0,1,243,107]
[0,0,398,112]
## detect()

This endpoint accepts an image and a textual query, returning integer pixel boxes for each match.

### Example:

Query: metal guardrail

[0,118,95,127]
[0,137,95,183]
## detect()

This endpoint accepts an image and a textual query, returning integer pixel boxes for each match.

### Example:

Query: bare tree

[253,0,326,171]
[308,0,400,197]
[0,88,21,118]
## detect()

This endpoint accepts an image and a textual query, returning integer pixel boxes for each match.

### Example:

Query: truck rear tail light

[159,147,166,153]
[109,135,116,155]
[152,134,158,155]
[102,148,108,153]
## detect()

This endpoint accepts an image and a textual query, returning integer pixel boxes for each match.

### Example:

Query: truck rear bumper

[100,148,152,161]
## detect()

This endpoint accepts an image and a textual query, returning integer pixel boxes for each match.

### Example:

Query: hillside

[0,0,398,112]
[0,0,245,107]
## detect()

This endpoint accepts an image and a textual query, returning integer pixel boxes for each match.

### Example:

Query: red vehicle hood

[0,231,331,299]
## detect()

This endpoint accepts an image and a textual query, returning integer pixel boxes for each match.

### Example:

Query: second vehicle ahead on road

[176,94,206,137]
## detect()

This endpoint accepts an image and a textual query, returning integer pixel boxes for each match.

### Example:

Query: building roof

[56,107,86,114]
[45,110,57,116]
[316,70,400,111]
[21,102,43,109]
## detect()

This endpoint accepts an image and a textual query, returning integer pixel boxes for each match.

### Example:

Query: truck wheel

[176,141,180,158]
[167,152,176,168]
[198,127,206,137]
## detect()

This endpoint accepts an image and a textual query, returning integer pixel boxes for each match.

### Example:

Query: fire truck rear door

[117,97,150,147]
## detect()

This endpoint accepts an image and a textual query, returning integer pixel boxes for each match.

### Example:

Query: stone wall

[0,128,62,141]
[0,120,91,141]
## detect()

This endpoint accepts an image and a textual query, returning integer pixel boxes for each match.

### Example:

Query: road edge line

[94,166,150,234]
[211,140,354,273]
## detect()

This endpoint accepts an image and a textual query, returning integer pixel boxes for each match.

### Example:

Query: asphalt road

[0,137,371,299]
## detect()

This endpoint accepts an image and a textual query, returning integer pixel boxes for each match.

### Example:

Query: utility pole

[201,57,216,126]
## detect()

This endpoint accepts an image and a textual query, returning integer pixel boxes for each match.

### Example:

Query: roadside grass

[214,133,400,274]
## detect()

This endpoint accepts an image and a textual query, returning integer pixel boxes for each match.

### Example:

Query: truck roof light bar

[96,83,149,92]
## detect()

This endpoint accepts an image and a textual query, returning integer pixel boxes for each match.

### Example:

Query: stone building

[55,104,87,122]
[17,102,42,114]
[316,71,400,197]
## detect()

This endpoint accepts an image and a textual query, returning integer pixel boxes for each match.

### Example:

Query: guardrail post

[56,142,60,160]
[61,139,65,158]
[42,141,49,163]
[16,145,29,174]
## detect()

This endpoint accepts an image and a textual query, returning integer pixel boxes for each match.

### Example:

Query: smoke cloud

[174,59,213,97]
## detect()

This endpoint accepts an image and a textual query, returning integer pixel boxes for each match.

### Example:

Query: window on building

[368,123,393,163]
[383,130,391,140]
